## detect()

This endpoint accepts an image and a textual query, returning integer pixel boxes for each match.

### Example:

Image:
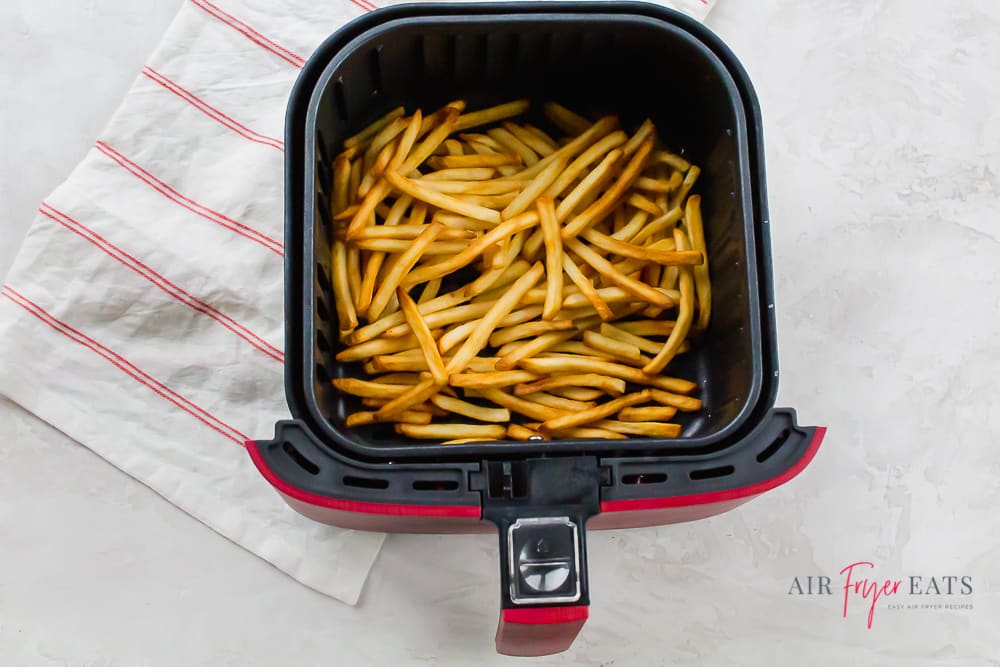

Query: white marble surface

[1,1,998,665]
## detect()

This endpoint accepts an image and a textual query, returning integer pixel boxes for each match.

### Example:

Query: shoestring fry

[328,100,711,443]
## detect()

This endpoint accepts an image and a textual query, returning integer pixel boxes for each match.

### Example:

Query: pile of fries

[327,100,712,444]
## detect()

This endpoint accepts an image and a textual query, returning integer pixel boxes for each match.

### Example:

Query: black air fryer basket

[249,2,826,657]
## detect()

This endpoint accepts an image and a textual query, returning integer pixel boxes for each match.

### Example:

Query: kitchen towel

[0,0,715,605]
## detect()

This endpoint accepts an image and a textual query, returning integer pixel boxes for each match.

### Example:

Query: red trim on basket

[38,203,284,363]
[141,67,284,152]
[94,141,283,256]
[600,427,827,513]
[246,440,481,518]
[1,285,249,446]
[190,0,306,68]
[501,606,589,625]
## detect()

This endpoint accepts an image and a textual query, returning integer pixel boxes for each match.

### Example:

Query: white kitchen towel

[0,0,714,605]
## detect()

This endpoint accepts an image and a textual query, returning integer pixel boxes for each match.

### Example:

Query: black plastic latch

[481,457,601,609]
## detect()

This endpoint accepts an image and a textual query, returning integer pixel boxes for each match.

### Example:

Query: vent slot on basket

[689,465,735,481]
[283,442,320,475]
[622,472,667,485]
[316,329,331,354]
[369,46,383,95]
[343,475,389,490]
[413,479,460,491]
[756,428,791,463]
[332,78,348,121]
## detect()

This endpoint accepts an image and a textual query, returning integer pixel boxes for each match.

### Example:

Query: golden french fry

[630,207,684,245]
[635,176,681,193]
[543,426,628,440]
[520,124,559,152]
[384,170,501,224]
[565,238,673,307]
[402,212,539,287]
[346,243,362,312]
[331,241,358,331]
[478,388,567,422]
[430,394,510,422]
[438,305,544,354]
[535,197,565,320]
[617,319,677,336]
[561,253,613,320]
[372,372,422,385]
[444,138,464,156]
[453,99,531,132]
[518,356,697,394]
[582,330,643,362]
[549,386,605,402]
[367,222,444,320]
[502,157,567,219]
[622,118,656,157]
[449,370,540,388]
[347,410,431,427]
[542,102,592,135]
[520,392,595,411]
[600,322,664,355]
[332,378,411,398]
[649,388,703,412]
[684,195,712,331]
[488,127,539,166]
[581,227,702,266]
[336,330,431,362]
[671,165,701,210]
[431,153,521,169]
[643,229,695,375]
[421,167,498,181]
[540,390,651,433]
[343,106,405,149]
[397,423,507,441]
[652,149,691,172]
[618,406,679,422]
[503,122,555,156]
[445,262,544,374]
[332,155,352,215]
[375,377,441,421]
[488,320,574,347]
[555,149,622,223]
[514,373,626,397]
[626,192,663,216]
[593,420,682,438]
[562,139,654,239]
[397,288,448,385]
[507,424,547,441]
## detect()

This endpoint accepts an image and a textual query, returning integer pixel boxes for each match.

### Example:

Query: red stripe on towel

[94,141,283,256]
[38,203,284,364]
[141,66,284,152]
[1,285,249,445]
[190,0,306,68]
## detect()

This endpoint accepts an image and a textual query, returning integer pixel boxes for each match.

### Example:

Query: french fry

[503,122,555,156]
[402,212,540,287]
[649,388,703,412]
[502,157,567,219]
[331,241,358,331]
[430,394,510,422]
[684,195,712,331]
[431,153,522,169]
[398,288,448,385]
[643,228,696,374]
[488,320,574,347]
[332,378,411,398]
[397,423,507,440]
[582,330,643,362]
[532,197,565,320]
[367,222,444,320]
[454,99,531,132]
[347,410,431,427]
[550,386,605,402]
[449,370,540,389]
[343,106,405,149]
[507,424,547,441]
[518,357,697,394]
[618,406,678,422]
[565,238,674,307]
[514,373,626,397]
[445,262,544,374]
[328,101,711,442]
[592,420,682,438]
[542,102,592,135]
[540,390,651,433]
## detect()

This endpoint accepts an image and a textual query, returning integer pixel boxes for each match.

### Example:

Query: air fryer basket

[257,2,826,657]
[300,9,763,461]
